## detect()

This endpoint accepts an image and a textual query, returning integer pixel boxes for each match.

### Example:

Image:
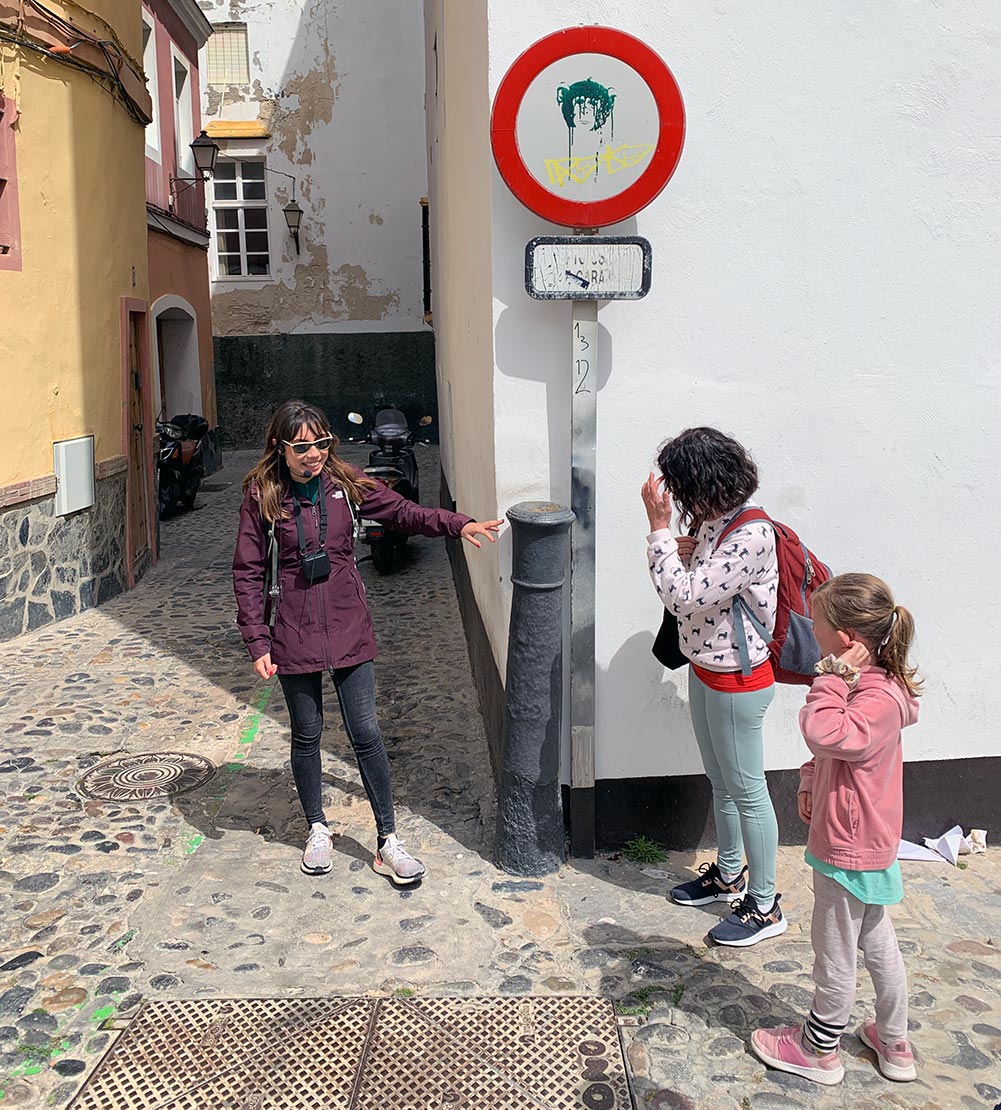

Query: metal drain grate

[69,996,633,1109]
[76,752,215,801]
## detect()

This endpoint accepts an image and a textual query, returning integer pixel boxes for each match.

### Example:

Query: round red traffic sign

[491,26,685,229]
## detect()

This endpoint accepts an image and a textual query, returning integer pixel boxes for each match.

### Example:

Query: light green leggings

[689,671,778,904]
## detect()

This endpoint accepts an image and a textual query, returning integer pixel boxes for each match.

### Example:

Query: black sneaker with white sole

[671,861,748,906]
[709,892,788,947]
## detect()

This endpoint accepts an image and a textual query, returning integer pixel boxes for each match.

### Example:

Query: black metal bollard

[496,501,575,876]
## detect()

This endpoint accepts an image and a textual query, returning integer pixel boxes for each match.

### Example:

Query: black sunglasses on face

[282,437,333,455]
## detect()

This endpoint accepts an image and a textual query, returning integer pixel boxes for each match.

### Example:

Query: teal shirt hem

[805,850,903,905]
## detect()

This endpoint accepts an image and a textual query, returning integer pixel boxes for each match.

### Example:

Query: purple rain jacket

[232,469,472,673]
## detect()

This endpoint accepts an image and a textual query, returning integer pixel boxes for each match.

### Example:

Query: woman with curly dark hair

[641,427,784,947]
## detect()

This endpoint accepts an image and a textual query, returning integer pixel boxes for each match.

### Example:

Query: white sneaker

[301,823,333,875]
[372,835,426,885]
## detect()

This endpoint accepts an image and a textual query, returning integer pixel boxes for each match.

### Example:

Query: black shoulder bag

[651,528,696,669]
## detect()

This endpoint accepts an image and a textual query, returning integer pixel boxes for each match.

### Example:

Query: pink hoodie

[798,666,920,871]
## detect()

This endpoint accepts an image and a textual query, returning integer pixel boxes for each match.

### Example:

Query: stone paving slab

[0,448,998,1108]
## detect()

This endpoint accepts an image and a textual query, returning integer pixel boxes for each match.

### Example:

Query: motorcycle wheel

[370,535,397,574]
[181,478,201,510]
[158,475,177,519]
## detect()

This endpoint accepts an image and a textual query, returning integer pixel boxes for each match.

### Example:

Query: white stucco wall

[198,0,428,335]
[432,1,1001,780]
[423,0,504,641]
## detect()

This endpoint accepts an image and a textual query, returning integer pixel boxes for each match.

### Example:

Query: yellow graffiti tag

[544,143,655,188]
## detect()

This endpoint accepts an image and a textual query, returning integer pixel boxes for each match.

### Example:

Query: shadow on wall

[593,630,714,849]
[592,631,821,852]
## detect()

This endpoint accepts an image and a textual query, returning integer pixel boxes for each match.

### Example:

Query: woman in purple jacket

[233,400,502,884]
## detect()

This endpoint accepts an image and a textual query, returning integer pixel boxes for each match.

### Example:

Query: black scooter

[156,413,209,517]
[347,408,431,573]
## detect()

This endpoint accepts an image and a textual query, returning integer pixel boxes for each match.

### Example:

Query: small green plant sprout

[622,836,667,865]
[670,982,685,1006]
[614,985,663,1018]
[392,987,416,999]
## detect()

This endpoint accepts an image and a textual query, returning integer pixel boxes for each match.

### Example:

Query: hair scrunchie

[879,608,899,650]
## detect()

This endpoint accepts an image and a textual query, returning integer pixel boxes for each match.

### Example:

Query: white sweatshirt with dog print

[647,502,779,672]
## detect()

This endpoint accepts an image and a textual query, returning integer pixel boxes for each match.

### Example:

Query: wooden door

[127,314,150,572]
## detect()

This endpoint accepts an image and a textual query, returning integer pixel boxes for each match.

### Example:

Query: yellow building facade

[0,0,155,638]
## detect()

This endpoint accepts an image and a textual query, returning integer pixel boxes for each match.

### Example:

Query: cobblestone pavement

[1,448,999,1109]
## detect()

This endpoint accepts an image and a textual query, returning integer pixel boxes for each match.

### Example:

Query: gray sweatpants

[809,870,909,1045]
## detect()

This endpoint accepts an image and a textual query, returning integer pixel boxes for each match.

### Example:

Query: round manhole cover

[77,752,216,801]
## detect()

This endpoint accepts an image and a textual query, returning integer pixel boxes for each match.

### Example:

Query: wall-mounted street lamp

[264,167,304,255]
[282,199,303,254]
[169,130,220,208]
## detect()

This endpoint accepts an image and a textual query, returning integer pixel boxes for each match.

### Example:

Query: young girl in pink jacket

[751,573,922,1086]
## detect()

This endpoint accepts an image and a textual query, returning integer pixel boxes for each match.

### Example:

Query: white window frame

[171,45,194,177]
[209,157,273,282]
[142,11,161,161]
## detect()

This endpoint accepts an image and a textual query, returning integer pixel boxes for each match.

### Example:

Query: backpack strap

[715,507,771,549]
[263,516,280,628]
[715,508,773,675]
[344,486,360,542]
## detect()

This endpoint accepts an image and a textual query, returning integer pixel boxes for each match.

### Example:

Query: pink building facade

[142,0,219,465]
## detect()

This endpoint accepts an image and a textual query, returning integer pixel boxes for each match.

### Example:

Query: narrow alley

[0,452,998,1108]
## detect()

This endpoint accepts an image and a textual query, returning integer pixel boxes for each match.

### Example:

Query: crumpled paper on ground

[898,825,988,865]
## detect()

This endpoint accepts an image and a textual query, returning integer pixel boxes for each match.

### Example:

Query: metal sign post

[569,297,597,856]
[527,237,652,858]
[492,26,685,858]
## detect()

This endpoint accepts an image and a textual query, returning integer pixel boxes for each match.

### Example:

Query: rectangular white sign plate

[525,236,652,300]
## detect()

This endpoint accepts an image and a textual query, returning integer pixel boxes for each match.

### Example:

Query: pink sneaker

[750,1025,845,1086]
[857,1019,917,1081]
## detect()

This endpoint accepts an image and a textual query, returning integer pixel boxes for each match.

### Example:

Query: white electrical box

[53,435,96,516]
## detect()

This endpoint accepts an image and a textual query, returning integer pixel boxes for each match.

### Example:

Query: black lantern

[190,130,219,176]
[169,130,220,209]
[283,200,303,254]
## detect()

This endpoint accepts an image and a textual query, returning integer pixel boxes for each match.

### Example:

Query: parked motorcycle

[347,408,432,573]
[156,413,209,517]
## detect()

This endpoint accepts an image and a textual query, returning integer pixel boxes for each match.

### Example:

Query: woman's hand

[641,472,673,532]
[837,640,872,669]
[797,790,812,824]
[254,653,278,680]
[461,520,504,548]
[676,535,697,567]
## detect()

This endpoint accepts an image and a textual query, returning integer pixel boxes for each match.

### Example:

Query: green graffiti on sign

[556,77,616,159]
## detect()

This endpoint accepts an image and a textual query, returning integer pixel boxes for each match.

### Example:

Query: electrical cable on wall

[0,0,149,124]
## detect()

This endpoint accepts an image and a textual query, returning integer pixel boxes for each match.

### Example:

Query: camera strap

[293,483,327,555]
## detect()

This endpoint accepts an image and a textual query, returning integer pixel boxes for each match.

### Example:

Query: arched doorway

[150,294,201,421]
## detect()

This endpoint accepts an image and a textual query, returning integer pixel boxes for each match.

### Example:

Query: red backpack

[716,509,831,685]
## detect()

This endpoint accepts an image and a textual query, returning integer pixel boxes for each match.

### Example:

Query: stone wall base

[0,474,130,641]
[585,755,1001,850]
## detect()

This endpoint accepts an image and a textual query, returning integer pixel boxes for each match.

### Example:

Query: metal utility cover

[526,237,651,300]
[76,752,216,801]
[70,996,633,1109]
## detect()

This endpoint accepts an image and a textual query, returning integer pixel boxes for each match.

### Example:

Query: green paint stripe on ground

[238,682,275,745]
[171,683,274,863]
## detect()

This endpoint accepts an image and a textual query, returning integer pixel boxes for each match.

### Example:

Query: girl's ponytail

[876,604,923,698]
[813,573,923,697]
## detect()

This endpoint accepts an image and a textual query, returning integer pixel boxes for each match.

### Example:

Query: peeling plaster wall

[197,0,427,334]
[198,0,432,441]
[458,0,1001,785]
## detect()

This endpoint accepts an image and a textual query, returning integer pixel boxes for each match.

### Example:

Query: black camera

[301,549,331,582]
